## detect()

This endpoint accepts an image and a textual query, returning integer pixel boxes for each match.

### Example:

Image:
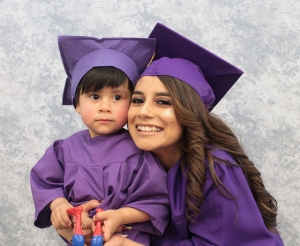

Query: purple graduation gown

[151,148,284,246]
[30,129,169,245]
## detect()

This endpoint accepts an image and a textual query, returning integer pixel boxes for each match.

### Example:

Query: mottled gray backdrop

[0,0,299,245]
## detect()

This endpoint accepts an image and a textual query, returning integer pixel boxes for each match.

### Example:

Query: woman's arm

[56,227,73,244]
[104,234,145,246]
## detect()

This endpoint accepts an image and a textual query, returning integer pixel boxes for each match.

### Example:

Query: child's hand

[93,209,123,241]
[50,198,73,229]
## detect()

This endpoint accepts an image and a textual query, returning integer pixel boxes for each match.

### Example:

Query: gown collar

[167,159,190,239]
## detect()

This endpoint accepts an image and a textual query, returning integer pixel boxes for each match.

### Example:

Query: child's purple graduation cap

[141,23,243,110]
[58,36,156,105]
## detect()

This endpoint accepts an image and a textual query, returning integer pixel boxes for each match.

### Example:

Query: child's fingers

[81,199,100,212]
[83,227,93,245]
[101,226,113,242]
[52,212,72,229]
[82,227,93,237]
[61,212,73,227]
[54,217,72,229]
[93,210,108,221]
[50,214,61,229]
[81,214,93,229]
[91,220,96,231]
[51,218,69,230]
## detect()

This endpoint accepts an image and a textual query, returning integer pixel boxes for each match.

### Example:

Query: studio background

[0,0,299,245]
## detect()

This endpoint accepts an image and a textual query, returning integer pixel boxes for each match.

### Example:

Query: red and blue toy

[67,206,85,246]
[67,206,103,246]
[91,208,104,246]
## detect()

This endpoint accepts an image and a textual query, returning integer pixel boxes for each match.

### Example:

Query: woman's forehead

[135,76,167,91]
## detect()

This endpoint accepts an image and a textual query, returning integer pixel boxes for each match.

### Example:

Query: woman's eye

[157,99,171,105]
[113,95,122,101]
[89,94,99,100]
[131,97,144,104]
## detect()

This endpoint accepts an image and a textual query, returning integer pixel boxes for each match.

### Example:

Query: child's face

[76,82,131,137]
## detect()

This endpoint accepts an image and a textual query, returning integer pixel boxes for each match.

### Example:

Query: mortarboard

[141,23,243,110]
[58,36,156,105]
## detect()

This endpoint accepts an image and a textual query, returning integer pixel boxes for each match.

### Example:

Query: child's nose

[99,100,111,112]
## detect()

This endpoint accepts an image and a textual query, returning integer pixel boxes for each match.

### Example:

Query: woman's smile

[136,125,163,132]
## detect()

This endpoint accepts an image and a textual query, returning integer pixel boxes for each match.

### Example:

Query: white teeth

[137,125,162,132]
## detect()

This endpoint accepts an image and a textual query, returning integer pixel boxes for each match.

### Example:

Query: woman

[99,23,284,245]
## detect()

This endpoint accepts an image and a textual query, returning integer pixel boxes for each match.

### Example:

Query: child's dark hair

[74,66,133,106]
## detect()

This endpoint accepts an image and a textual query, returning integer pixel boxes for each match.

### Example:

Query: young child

[30,35,169,245]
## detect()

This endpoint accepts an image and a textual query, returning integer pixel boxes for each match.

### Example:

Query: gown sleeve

[30,140,66,228]
[119,151,170,236]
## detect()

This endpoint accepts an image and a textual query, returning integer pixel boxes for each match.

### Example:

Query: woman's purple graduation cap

[58,36,156,106]
[141,23,243,110]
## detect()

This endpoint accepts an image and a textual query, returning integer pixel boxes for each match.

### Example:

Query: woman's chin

[134,141,156,151]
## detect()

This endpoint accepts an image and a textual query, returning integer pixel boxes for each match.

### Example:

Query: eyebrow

[112,89,127,93]
[110,88,129,94]
[132,91,171,97]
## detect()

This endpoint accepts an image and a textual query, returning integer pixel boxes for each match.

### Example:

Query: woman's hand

[56,227,73,244]
[104,234,144,246]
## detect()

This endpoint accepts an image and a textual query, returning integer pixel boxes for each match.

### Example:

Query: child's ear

[75,105,81,114]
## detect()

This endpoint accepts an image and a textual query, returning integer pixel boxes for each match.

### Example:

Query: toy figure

[66,207,84,246]
[67,207,104,246]
[91,209,104,246]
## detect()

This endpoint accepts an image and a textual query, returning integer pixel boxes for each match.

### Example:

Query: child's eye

[113,95,122,101]
[131,97,144,104]
[157,99,171,105]
[89,94,99,100]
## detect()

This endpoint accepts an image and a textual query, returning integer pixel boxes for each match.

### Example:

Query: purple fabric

[58,36,156,105]
[65,231,151,246]
[142,57,215,108]
[141,23,244,110]
[151,148,284,246]
[30,129,169,245]
[70,49,139,103]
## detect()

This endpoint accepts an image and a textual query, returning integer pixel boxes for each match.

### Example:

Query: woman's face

[128,76,183,167]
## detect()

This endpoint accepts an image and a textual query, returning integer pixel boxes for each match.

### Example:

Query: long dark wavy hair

[158,75,278,232]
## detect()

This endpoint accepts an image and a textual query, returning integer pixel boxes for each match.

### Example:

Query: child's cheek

[116,105,130,123]
[81,106,96,122]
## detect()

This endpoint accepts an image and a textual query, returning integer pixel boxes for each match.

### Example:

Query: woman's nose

[137,103,154,118]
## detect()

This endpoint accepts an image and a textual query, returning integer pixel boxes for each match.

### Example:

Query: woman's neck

[152,147,182,171]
